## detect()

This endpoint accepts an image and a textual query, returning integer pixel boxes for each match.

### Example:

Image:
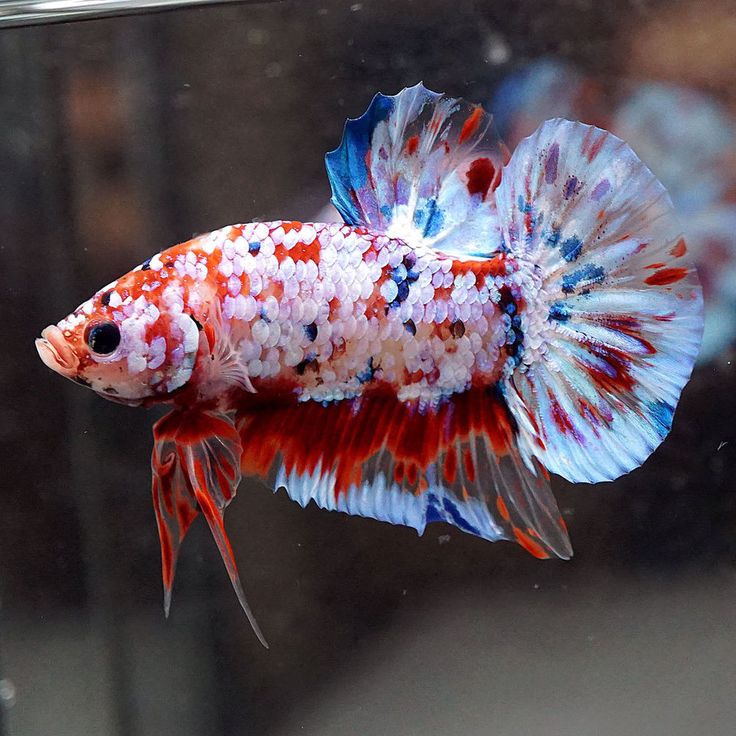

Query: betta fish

[36,84,703,646]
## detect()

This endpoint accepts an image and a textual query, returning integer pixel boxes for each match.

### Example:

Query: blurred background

[1,1,735,734]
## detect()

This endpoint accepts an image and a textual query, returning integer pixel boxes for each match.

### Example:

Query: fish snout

[36,325,80,377]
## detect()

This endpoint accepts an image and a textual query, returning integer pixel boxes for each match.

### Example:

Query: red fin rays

[151,440,197,618]
[151,409,268,647]
[193,486,268,648]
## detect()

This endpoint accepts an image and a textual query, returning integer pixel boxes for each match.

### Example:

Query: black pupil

[87,322,120,355]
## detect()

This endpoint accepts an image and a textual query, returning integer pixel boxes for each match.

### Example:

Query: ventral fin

[151,409,268,647]
[238,388,571,560]
[325,83,509,260]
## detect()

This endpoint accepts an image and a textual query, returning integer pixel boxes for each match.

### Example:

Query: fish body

[36,85,703,645]
[63,220,528,406]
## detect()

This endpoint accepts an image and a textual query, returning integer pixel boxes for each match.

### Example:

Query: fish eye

[85,321,121,355]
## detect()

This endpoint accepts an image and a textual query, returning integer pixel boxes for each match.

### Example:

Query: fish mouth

[35,325,80,377]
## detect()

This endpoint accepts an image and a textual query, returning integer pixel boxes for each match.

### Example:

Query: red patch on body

[458,106,483,144]
[275,239,321,263]
[670,238,687,257]
[644,267,688,286]
[513,527,549,558]
[466,157,497,199]
[548,392,576,436]
[586,343,636,393]
[582,127,607,162]
[405,135,419,155]
[496,496,510,522]
[452,256,507,282]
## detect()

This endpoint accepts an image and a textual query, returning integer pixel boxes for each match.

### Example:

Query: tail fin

[496,119,703,482]
[325,82,508,258]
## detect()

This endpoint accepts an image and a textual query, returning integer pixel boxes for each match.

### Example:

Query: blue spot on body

[249,241,261,254]
[391,264,407,283]
[560,235,583,261]
[304,322,318,341]
[425,496,443,524]
[423,199,444,237]
[441,497,481,536]
[548,301,572,321]
[648,400,674,436]
[413,198,444,238]
[562,264,605,294]
[563,175,580,199]
[545,225,561,249]
[591,178,611,202]
[545,143,559,184]
[424,494,481,536]
[357,357,376,384]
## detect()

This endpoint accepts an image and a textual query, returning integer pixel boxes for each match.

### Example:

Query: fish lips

[36,325,80,378]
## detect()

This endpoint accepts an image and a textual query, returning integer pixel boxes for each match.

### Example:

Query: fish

[36,84,703,646]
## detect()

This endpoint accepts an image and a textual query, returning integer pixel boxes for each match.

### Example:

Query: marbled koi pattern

[37,84,703,645]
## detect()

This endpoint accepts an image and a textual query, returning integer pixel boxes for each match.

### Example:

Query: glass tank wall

[1,1,735,734]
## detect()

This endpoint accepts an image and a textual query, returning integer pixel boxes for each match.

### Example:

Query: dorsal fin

[325,83,509,260]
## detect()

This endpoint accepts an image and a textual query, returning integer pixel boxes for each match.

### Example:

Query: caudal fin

[496,119,703,482]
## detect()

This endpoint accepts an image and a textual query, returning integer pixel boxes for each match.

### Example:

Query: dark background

[1,1,735,734]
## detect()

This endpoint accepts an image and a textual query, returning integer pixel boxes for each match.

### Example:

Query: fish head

[36,262,203,405]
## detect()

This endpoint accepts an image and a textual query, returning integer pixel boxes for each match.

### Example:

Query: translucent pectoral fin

[151,409,267,646]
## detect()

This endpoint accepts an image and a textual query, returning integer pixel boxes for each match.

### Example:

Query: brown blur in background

[1,1,735,735]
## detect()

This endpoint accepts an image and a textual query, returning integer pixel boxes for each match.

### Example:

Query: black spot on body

[140,257,152,271]
[498,285,524,366]
[404,319,416,336]
[296,355,318,376]
[100,290,112,306]
[450,320,465,338]
[304,322,318,341]
[357,357,376,384]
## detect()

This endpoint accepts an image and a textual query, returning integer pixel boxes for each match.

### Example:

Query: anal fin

[238,388,571,559]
